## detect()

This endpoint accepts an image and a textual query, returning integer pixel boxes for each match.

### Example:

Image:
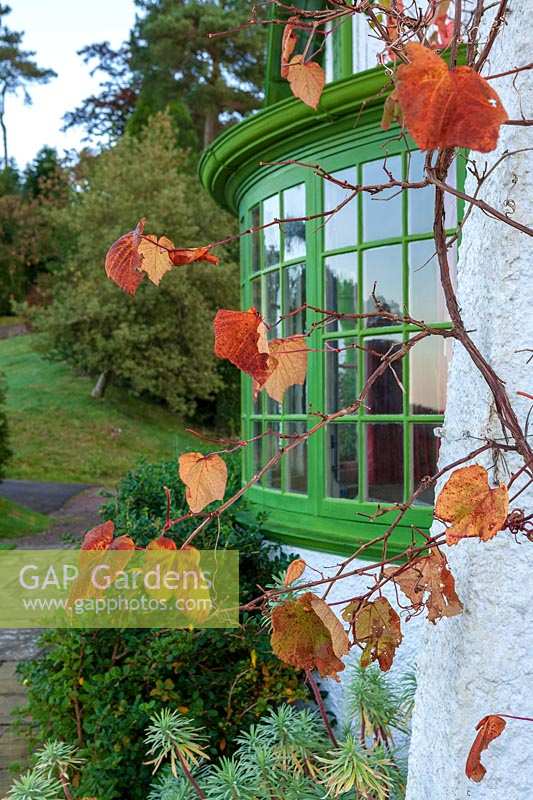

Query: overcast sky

[5,0,136,168]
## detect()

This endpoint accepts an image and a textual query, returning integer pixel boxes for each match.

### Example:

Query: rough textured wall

[406,3,533,799]
[282,545,425,726]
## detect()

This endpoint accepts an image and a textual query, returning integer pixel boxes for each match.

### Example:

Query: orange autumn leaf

[466,715,506,782]
[284,558,306,586]
[178,452,228,513]
[81,520,115,551]
[147,536,177,550]
[256,335,308,403]
[105,219,145,296]
[108,535,136,550]
[286,56,324,110]
[435,464,509,546]
[384,548,463,624]
[138,234,174,286]
[271,592,349,680]
[214,307,271,386]
[388,43,508,152]
[281,17,298,78]
[345,596,402,672]
[169,246,219,266]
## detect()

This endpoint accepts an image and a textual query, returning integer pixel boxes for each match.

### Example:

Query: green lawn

[0,497,49,539]
[0,335,196,485]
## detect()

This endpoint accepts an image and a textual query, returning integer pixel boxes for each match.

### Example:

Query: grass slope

[0,497,48,540]
[0,336,196,485]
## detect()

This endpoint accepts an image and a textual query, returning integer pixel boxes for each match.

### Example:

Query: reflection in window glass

[365,423,403,503]
[252,277,261,313]
[263,195,280,267]
[264,270,280,326]
[363,245,403,326]
[364,335,403,414]
[326,339,358,413]
[325,22,334,82]
[285,422,307,494]
[412,424,440,505]
[408,150,435,235]
[285,381,306,415]
[410,336,451,415]
[266,394,282,415]
[325,252,357,331]
[251,205,261,271]
[283,184,306,260]
[327,424,358,499]
[252,421,262,475]
[284,263,306,336]
[324,167,357,251]
[263,422,281,490]
[409,240,451,323]
[362,156,402,242]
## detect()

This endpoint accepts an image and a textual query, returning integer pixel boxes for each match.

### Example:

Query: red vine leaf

[138,234,174,286]
[466,715,506,782]
[147,536,177,550]
[286,56,325,110]
[344,596,402,671]
[271,592,349,680]
[178,452,228,514]
[105,219,146,296]
[388,43,508,152]
[384,549,463,624]
[169,246,219,267]
[108,535,136,550]
[81,520,115,551]
[281,17,298,78]
[284,558,306,586]
[435,464,509,546]
[254,335,308,403]
[214,308,271,386]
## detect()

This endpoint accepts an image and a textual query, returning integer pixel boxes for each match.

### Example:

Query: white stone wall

[406,3,533,799]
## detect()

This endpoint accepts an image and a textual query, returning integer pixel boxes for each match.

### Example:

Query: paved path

[0,479,93,515]
[0,323,27,341]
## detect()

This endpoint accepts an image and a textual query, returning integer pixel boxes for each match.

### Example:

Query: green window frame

[241,135,464,559]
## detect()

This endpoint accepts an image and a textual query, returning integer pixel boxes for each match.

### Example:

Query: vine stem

[305,669,338,748]
[176,750,206,800]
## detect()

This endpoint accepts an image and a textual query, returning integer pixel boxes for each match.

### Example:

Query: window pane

[264,270,280,327]
[263,195,280,267]
[326,338,358,413]
[365,423,404,503]
[408,150,435,235]
[252,276,261,313]
[324,167,357,251]
[363,244,403,326]
[364,334,403,414]
[409,240,450,323]
[263,422,281,490]
[410,336,451,415]
[327,424,358,499]
[362,156,402,242]
[283,184,306,260]
[284,263,306,336]
[325,22,334,82]
[251,205,260,272]
[412,424,440,505]
[325,252,357,331]
[252,421,262,476]
[285,422,307,494]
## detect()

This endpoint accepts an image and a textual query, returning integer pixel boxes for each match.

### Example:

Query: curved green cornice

[199,66,392,214]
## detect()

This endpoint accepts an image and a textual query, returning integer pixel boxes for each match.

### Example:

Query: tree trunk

[406,3,533,799]
[0,86,8,170]
[91,370,111,399]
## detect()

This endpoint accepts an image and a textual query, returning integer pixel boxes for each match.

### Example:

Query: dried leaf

[466,715,506,782]
[284,558,306,586]
[281,17,298,78]
[384,549,463,624]
[169,246,219,266]
[390,43,508,152]
[286,55,325,110]
[147,536,177,550]
[271,592,349,680]
[138,234,174,285]
[256,335,308,403]
[435,464,509,546]
[108,535,136,550]
[214,308,271,386]
[81,520,115,551]
[105,219,145,296]
[347,597,402,671]
[178,452,228,513]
